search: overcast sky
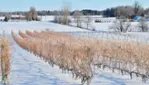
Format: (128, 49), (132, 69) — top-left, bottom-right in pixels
(0, 0), (148, 11)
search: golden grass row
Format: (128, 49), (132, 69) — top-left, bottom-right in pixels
(0, 34), (11, 84)
(12, 31), (149, 84)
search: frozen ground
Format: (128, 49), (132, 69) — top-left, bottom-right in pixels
(0, 21), (148, 85)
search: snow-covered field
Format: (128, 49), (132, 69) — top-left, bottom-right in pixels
(40, 16), (55, 22)
(64, 31), (149, 43)
(0, 20), (149, 85)
(40, 15), (149, 33)
(0, 21), (89, 34)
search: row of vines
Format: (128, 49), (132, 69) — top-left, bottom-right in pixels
(12, 31), (149, 85)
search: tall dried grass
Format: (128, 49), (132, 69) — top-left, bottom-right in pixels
(0, 33), (11, 84)
(12, 30), (149, 84)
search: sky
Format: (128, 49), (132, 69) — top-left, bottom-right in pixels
(0, 0), (148, 12)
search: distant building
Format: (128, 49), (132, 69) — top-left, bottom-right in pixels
(10, 15), (26, 21)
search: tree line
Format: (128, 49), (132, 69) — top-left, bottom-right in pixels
(1, 1), (149, 18)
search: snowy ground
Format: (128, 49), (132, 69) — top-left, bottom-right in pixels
(0, 21), (89, 34)
(40, 16), (55, 22)
(45, 15), (149, 32)
(70, 21), (149, 32)
(0, 21), (148, 85)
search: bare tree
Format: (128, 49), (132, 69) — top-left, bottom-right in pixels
(73, 10), (82, 27)
(109, 19), (131, 33)
(25, 12), (32, 21)
(115, 6), (126, 18)
(134, 1), (140, 15)
(84, 15), (92, 29)
(125, 6), (134, 16)
(133, 1), (144, 16)
(145, 8), (149, 18)
(138, 18), (149, 32)
(115, 2), (144, 18)
(30, 7), (38, 20)
(114, 1), (144, 18)
(61, 3), (71, 25)
(26, 7), (39, 21)
(54, 11), (61, 23)
(115, 6), (134, 18)
(54, 15), (58, 23)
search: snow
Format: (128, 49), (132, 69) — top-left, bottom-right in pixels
(92, 21), (149, 32)
(40, 16), (55, 21)
(74, 21), (149, 32)
(0, 21), (89, 34)
(11, 15), (25, 18)
(39, 15), (104, 22)
(0, 21), (148, 85)
(93, 23), (113, 31)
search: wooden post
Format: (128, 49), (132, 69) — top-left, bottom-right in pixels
(86, 47), (93, 85)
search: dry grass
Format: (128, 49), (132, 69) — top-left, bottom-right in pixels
(12, 31), (149, 84)
(0, 33), (11, 84)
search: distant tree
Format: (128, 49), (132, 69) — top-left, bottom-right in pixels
(30, 7), (38, 20)
(26, 7), (39, 21)
(125, 6), (134, 16)
(145, 8), (149, 18)
(101, 1), (145, 18)
(84, 15), (92, 29)
(115, 6), (126, 18)
(25, 12), (32, 21)
(103, 8), (115, 17)
(4, 16), (9, 22)
(61, 3), (71, 25)
(54, 11), (61, 23)
(54, 15), (59, 23)
(133, 1), (144, 16)
(109, 19), (131, 33)
(138, 18), (149, 32)
(81, 9), (102, 15)
(134, 1), (140, 15)
(73, 10), (82, 27)
(115, 6), (134, 18)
